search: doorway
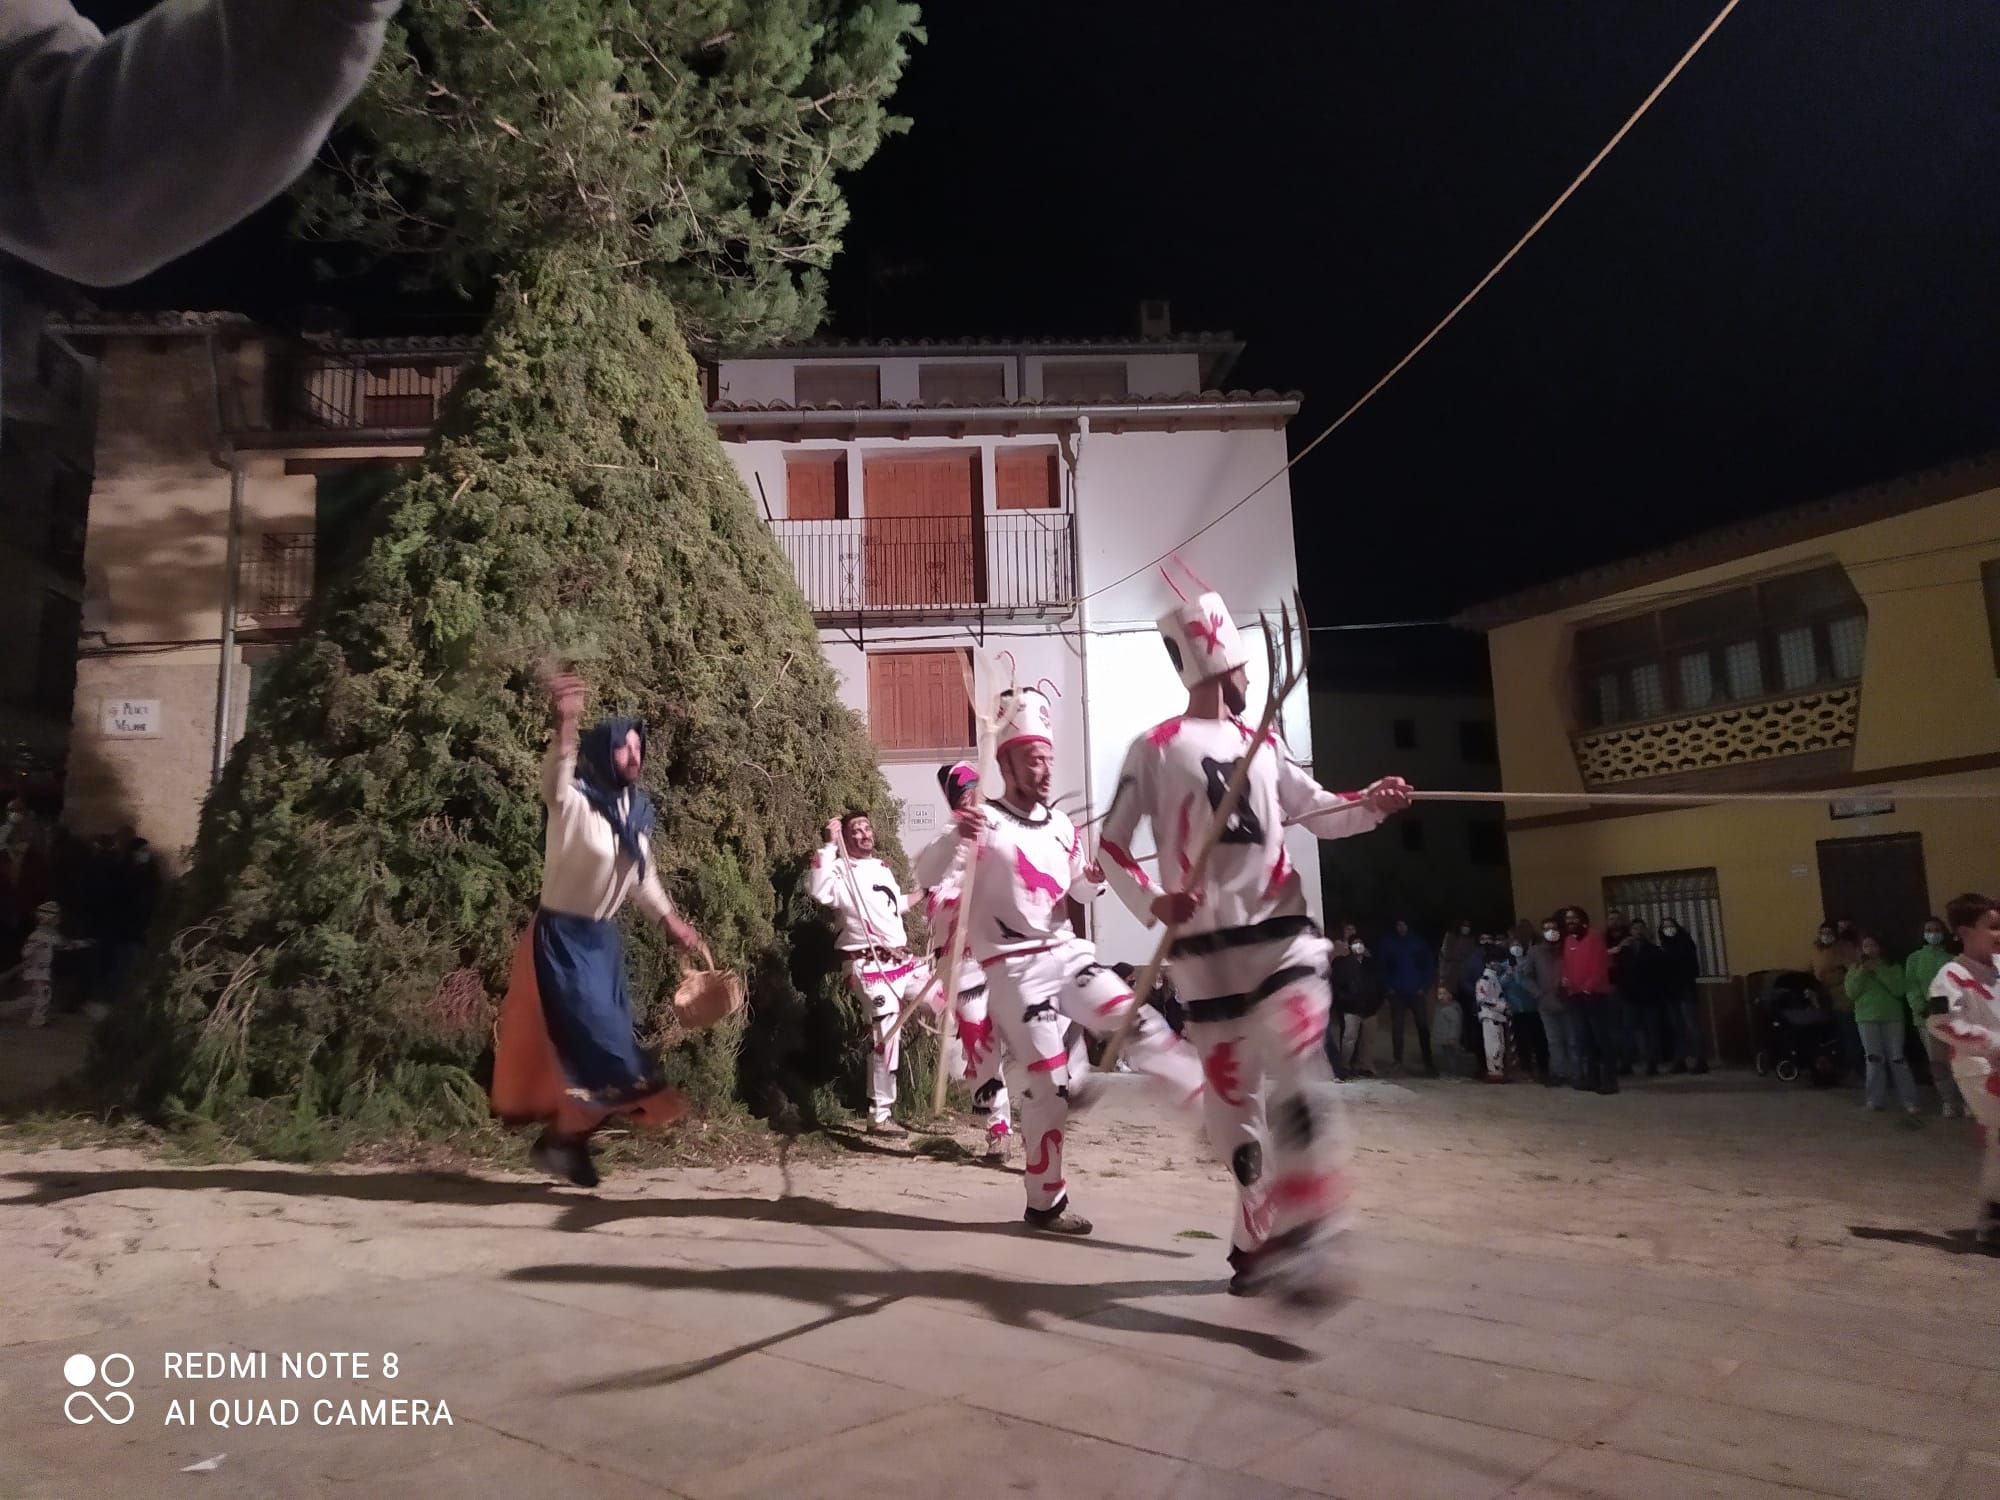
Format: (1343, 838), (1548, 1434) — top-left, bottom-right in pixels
(860, 452), (983, 608)
(1816, 832), (1930, 956)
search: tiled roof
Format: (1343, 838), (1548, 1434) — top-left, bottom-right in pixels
(707, 388), (1299, 414)
(1458, 449), (2000, 628)
(48, 309), (258, 334)
(304, 333), (482, 354)
(723, 333), (1241, 357)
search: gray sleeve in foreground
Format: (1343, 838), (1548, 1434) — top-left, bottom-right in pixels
(0, 0), (399, 286)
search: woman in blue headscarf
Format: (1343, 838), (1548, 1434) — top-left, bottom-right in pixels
(491, 672), (710, 1187)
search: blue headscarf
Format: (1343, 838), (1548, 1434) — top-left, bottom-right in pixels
(575, 715), (656, 874)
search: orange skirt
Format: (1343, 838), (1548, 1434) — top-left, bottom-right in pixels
(490, 923), (686, 1137)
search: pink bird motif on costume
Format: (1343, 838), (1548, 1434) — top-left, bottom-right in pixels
(1014, 847), (1066, 904)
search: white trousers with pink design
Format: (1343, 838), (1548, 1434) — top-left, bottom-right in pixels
(984, 937), (1204, 1213)
(1174, 920), (1353, 1258)
(847, 954), (934, 1124)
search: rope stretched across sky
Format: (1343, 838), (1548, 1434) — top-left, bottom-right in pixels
(1076, 0), (1746, 608)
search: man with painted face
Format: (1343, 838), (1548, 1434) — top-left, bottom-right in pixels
(953, 686), (1206, 1235)
(1098, 587), (1412, 1303)
(491, 673), (711, 1188)
(809, 807), (932, 1134)
(914, 762), (1017, 1158)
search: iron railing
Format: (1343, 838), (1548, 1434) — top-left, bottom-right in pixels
(286, 354), (470, 432)
(240, 533), (316, 619)
(769, 513), (1075, 616)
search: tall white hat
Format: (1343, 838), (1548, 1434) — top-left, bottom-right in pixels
(980, 685), (1055, 799)
(1157, 590), (1248, 689)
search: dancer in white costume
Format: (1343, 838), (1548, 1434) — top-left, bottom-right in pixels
(808, 810), (932, 1134)
(954, 686), (1205, 1234)
(1928, 891), (2000, 1248)
(915, 762), (1018, 1159)
(1099, 587), (1411, 1299)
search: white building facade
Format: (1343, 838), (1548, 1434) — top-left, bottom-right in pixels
(709, 335), (1322, 962)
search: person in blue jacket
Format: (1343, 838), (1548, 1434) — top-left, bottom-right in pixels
(1378, 917), (1437, 1075)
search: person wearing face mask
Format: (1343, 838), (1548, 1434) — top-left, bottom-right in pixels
(1529, 920), (1571, 1085)
(1656, 916), (1707, 1075)
(1328, 929), (1383, 1080)
(1502, 932), (1549, 1083)
(1907, 915), (1964, 1118)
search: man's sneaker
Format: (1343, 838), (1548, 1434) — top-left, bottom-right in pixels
(1023, 1200), (1093, 1236)
(1942, 1102), (1966, 1120)
(984, 1124), (1012, 1161)
(867, 1117), (909, 1138)
(528, 1131), (600, 1189)
(1247, 1224), (1352, 1310)
(1226, 1244), (1269, 1297)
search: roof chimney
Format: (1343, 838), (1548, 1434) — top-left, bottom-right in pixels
(1138, 299), (1172, 339)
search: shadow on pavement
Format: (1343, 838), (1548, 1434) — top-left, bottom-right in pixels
(1849, 1224), (2000, 1257)
(0, 1167), (1192, 1258)
(506, 1261), (1314, 1387)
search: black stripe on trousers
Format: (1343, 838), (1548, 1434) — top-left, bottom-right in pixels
(1169, 913), (1320, 959)
(1185, 964), (1321, 1026)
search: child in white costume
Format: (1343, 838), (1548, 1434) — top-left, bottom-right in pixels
(914, 761), (1017, 1158)
(953, 686), (1205, 1235)
(808, 810), (932, 1132)
(1098, 588), (1411, 1300)
(1927, 891), (2000, 1248)
(1, 901), (90, 1028)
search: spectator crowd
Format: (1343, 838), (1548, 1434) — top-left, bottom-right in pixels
(1316, 903), (1963, 1115)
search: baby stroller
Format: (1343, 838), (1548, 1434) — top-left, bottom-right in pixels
(1750, 970), (1843, 1085)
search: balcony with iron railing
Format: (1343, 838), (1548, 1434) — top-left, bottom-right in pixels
(769, 513), (1076, 622)
(278, 351), (475, 436)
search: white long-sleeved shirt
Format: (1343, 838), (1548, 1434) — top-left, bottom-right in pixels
(912, 829), (969, 953)
(806, 843), (910, 952)
(0, 0), (399, 286)
(1099, 714), (1383, 939)
(538, 743), (672, 925)
(1929, 954), (2000, 1090)
(959, 799), (1100, 963)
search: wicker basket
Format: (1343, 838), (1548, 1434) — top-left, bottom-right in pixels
(671, 968), (744, 1030)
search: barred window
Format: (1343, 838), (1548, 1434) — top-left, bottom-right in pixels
(1602, 867), (1727, 978)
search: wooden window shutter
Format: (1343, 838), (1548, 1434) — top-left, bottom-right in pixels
(785, 453), (845, 520)
(867, 650), (971, 751)
(995, 449), (1060, 510)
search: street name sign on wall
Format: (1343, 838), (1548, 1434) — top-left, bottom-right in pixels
(101, 699), (161, 738)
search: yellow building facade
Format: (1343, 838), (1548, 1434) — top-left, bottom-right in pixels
(1468, 457), (2000, 986)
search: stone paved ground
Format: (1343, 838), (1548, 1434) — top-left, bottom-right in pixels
(1, 1066), (1996, 1500)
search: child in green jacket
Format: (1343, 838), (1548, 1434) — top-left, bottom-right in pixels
(1845, 934), (1921, 1118)
(1906, 916), (1963, 1118)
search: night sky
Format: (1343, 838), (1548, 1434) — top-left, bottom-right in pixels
(77, 0), (2000, 628)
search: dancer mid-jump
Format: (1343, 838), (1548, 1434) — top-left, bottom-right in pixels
(1099, 585), (1410, 1299)
(956, 686), (1205, 1235)
(492, 673), (711, 1188)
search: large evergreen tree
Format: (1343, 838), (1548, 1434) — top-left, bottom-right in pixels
(119, 1), (925, 1150)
